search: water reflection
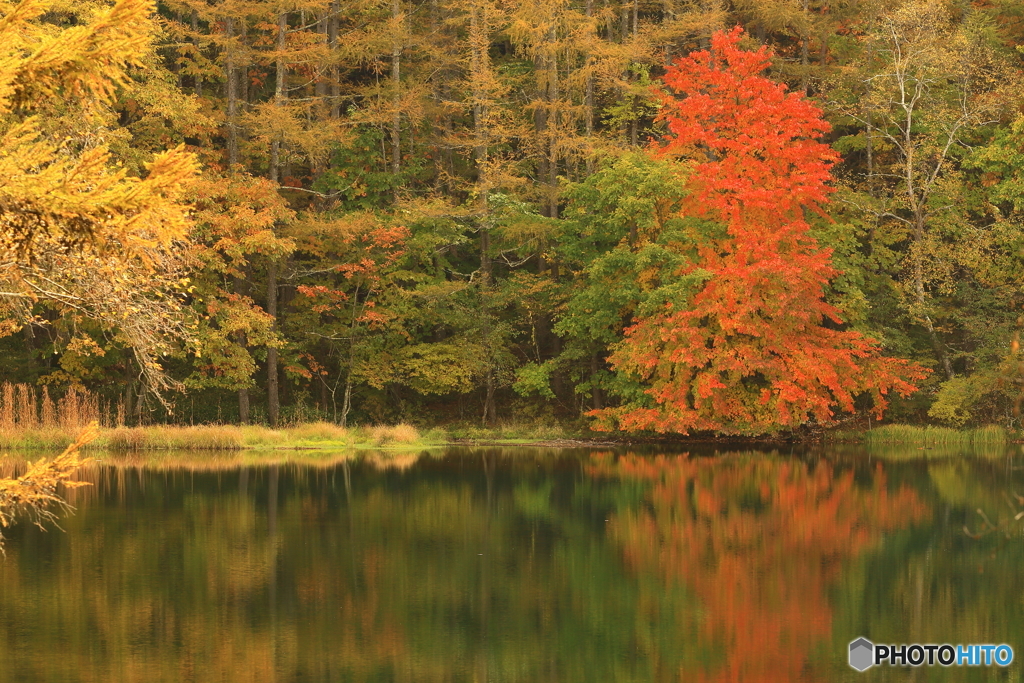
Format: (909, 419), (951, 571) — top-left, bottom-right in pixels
(0, 447), (1019, 682)
(588, 453), (928, 682)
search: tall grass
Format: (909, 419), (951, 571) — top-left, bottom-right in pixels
(443, 421), (572, 442)
(363, 423), (420, 446)
(863, 424), (1008, 446)
(105, 425), (246, 450)
(826, 424), (1012, 460)
(283, 422), (350, 443)
(0, 383), (102, 449)
(0, 391), (574, 452)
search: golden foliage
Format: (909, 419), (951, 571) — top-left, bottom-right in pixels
(0, 421), (96, 551)
(0, 0), (201, 394)
(0, 0), (198, 262)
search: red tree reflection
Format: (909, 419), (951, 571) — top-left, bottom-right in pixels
(589, 453), (929, 682)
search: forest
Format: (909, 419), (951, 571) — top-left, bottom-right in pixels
(1, 0), (1024, 435)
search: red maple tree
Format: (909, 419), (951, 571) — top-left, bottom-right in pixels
(597, 27), (926, 434)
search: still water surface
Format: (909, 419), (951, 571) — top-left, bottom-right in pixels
(0, 446), (1022, 682)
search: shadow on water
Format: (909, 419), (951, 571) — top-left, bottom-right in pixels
(0, 444), (1020, 682)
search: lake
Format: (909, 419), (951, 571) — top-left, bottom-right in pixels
(0, 445), (1021, 682)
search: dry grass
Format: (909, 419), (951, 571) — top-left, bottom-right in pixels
(99, 422), (414, 451)
(364, 423), (420, 446)
(105, 425), (246, 451)
(0, 383), (103, 450)
(0, 387), (426, 451)
(240, 426), (289, 447)
(285, 422), (350, 442)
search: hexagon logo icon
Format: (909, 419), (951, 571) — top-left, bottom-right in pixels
(849, 638), (874, 671)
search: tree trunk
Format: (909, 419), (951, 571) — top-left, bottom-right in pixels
(264, 12), (287, 426)
(240, 18), (250, 106)
(123, 366), (134, 426)
(391, 0), (402, 191)
(238, 386), (250, 424)
(590, 351), (602, 410)
(912, 217), (955, 381)
(627, 0), (639, 146)
(584, 0), (594, 175)
(234, 275), (251, 424)
(225, 16), (239, 167)
(547, 28), (559, 219)
(328, 0), (340, 118)
(175, 11), (184, 89)
(270, 11), (287, 182)
(266, 260), (280, 427)
(483, 370), (496, 427)
(315, 15), (328, 123)
(340, 362), (353, 428)
(470, 0), (496, 426)
(191, 10), (202, 97)
(800, 0), (810, 93)
(534, 51), (549, 212)
(227, 18), (247, 422)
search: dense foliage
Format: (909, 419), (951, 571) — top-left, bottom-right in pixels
(1, 0), (1022, 433)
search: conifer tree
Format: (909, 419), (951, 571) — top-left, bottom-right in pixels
(0, 0), (199, 394)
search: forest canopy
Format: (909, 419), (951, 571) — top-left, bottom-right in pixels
(0, 0), (1022, 434)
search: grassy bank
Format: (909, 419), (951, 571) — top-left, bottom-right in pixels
(0, 422), (437, 452)
(1, 378), (1015, 457)
(0, 420), (592, 452)
(0, 382), (593, 452)
(826, 424), (1012, 460)
(829, 424), (1010, 446)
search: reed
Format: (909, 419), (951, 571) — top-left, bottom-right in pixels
(105, 425), (246, 451)
(0, 383), (103, 449)
(445, 421), (570, 442)
(822, 423), (1014, 460)
(284, 421), (350, 443)
(0, 398), (555, 451)
(862, 424), (1009, 446)
(102, 423), (406, 451)
(364, 423), (420, 446)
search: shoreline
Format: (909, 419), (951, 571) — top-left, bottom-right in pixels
(0, 421), (1013, 455)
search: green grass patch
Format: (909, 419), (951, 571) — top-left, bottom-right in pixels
(0, 419), (604, 453)
(442, 421), (576, 442)
(0, 422), (449, 452)
(0, 427), (76, 451)
(863, 424), (1009, 446)
(826, 424), (1012, 460)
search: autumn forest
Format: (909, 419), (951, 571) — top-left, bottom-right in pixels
(2, 0), (1024, 435)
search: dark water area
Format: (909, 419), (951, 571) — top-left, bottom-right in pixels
(0, 446), (1022, 682)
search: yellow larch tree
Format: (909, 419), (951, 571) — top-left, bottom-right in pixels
(0, 0), (200, 394)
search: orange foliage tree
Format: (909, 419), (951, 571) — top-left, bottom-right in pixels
(290, 217), (411, 426)
(596, 28), (926, 435)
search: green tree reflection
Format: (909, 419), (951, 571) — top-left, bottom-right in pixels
(7, 448), (1016, 683)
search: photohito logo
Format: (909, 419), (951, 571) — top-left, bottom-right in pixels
(848, 638), (1014, 671)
